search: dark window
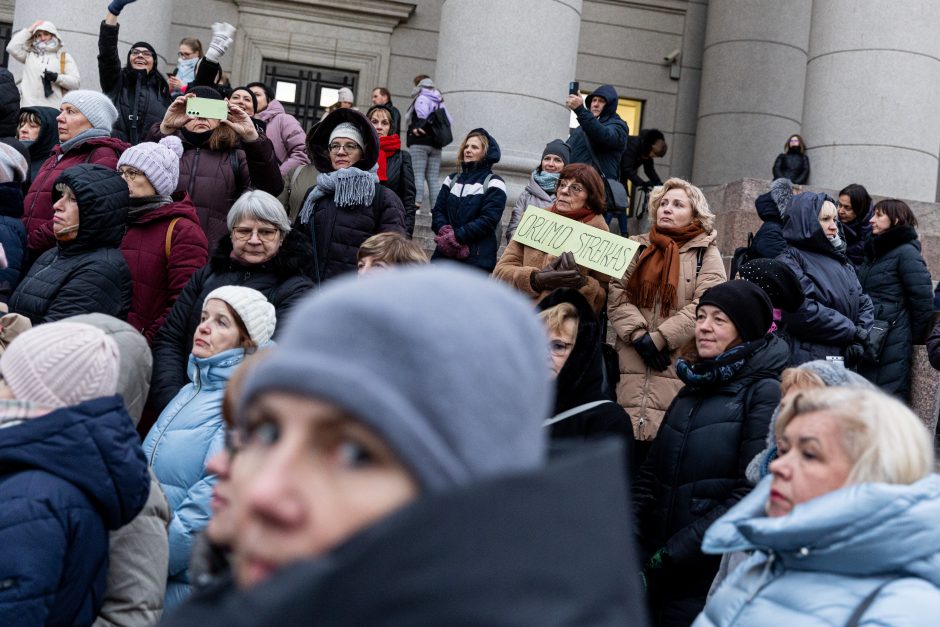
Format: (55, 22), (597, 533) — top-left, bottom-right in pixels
(259, 60), (358, 131)
(0, 23), (12, 68)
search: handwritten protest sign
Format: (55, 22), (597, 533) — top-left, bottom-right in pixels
(511, 206), (641, 279)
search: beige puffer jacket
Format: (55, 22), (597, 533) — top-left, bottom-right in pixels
(607, 229), (726, 440)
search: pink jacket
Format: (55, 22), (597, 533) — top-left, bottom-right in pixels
(257, 99), (310, 176)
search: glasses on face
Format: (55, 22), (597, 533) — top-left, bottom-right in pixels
(549, 339), (574, 357)
(232, 226), (280, 242)
(117, 167), (142, 181)
(178, 50), (197, 59)
(557, 181), (585, 194)
(129, 48), (153, 58)
(329, 142), (362, 154)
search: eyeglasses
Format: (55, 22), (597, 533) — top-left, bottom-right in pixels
(549, 340), (574, 357)
(129, 48), (154, 58)
(178, 51), (198, 59)
(232, 226), (280, 242)
(117, 167), (142, 181)
(557, 181), (585, 194)
(329, 142), (362, 154)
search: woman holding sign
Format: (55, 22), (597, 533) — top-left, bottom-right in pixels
(607, 178), (725, 457)
(493, 163), (611, 313)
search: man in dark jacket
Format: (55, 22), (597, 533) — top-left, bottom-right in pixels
(620, 129), (666, 195)
(566, 84), (629, 181)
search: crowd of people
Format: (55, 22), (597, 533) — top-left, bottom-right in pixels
(0, 5), (939, 626)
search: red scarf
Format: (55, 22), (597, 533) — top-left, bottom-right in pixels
(548, 202), (597, 224)
(377, 134), (401, 182)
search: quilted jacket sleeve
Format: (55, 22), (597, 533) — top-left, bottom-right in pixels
(43, 258), (130, 322)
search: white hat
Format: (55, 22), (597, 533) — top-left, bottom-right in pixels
(203, 286), (276, 346)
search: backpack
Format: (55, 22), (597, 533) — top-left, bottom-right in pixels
(425, 107), (453, 149)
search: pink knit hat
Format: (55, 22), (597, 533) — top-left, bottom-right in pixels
(0, 321), (120, 409)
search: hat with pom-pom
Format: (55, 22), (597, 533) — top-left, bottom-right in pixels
(117, 136), (184, 196)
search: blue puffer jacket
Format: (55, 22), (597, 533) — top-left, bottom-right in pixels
(695, 475), (940, 626)
(566, 84), (629, 179)
(0, 396), (150, 626)
(0, 182), (26, 302)
(142, 347), (245, 609)
(431, 128), (507, 271)
(776, 192), (873, 364)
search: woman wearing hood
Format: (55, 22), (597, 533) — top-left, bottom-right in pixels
(771, 134), (809, 184)
(6, 20), (80, 108)
(246, 81), (311, 177)
(297, 108), (406, 283)
(505, 139), (569, 242)
(367, 103), (417, 236)
(11, 164), (132, 324)
(16, 106), (60, 184)
(775, 192), (873, 366)
(406, 75), (451, 209)
(431, 128), (507, 272)
(99, 0), (172, 144)
(836, 183), (873, 266)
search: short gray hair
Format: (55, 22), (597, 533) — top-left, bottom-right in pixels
(227, 190), (291, 234)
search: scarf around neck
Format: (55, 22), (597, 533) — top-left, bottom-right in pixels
(377, 134), (400, 182)
(533, 169), (559, 194)
(548, 202), (596, 224)
(675, 338), (764, 390)
(298, 164), (379, 225)
(128, 194), (174, 222)
(627, 222), (706, 316)
(59, 128), (111, 156)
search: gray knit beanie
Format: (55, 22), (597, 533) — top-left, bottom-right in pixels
(61, 90), (119, 133)
(241, 264), (553, 493)
(117, 136), (184, 196)
(542, 139), (571, 166)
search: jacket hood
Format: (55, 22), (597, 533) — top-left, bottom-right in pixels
(466, 127), (501, 166)
(419, 87), (443, 105)
(306, 108), (380, 173)
(186, 347), (246, 390)
(257, 98), (286, 123)
(157, 440), (648, 626)
(211, 227), (315, 280)
(0, 395), (149, 530)
(586, 84), (620, 119)
(53, 164), (129, 253)
(0, 69), (18, 137)
(30, 20), (61, 39)
(703, 474), (940, 585)
(782, 191), (841, 253)
(21, 106), (60, 163)
(0, 182), (23, 219)
(537, 289), (607, 413)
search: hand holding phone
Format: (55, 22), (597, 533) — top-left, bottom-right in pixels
(568, 81), (579, 95)
(186, 97), (230, 120)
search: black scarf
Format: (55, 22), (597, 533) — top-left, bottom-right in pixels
(865, 224), (918, 260)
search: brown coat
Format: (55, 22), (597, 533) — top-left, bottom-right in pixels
(607, 229), (726, 440)
(492, 213), (610, 313)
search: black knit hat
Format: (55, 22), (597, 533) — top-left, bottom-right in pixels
(698, 280), (773, 342)
(127, 42), (158, 71)
(189, 86), (224, 100)
(739, 258), (805, 313)
(542, 139), (570, 166)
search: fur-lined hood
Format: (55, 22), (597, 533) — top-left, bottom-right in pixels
(210, 227), (315, 280)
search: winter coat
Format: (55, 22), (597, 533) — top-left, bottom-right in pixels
(22, 134), (128, 256)
(634, 335), (788, 626)
(607, 229), (727, 441)
(6, 24), (80, 108)
(505, 170), (555, 243)
(431, 128), (507, 271)
(121, 194), (209, 343)
(771, 151), (809, 184)
(158, 441), (650, 627)
(279, 163), (319, 223)
(493, 212), (610, 313)
(749, 191), (788, 260)
(382, 146), (417, 236)
(0, 396), (150, 627)
(0, 182), (27, 302)
(776, 193), (873, 365)
(567, 84), (629, 179)
(144, 348), (244, 609)
(0, 68), (19, 136)
(148, 126), (285, 251)
(619, 134), (663, 189)
(19, 106), (60, 183)
(98, 21), (172, 145)
(841, 209), (873, 267)
(695, 475), (940, 627)
(856, 226), (933, 400)
(256, 99), (310, 176)
(150, 230), (314, 413)
(10, 164), (132, 325)
(405, 87), (449, 148)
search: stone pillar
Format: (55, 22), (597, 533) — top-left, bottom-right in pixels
(433, 0), (582, 182)
(801, 1), (940, 201)
(692, 0), (812, 188)
(12, 0), (176, 94)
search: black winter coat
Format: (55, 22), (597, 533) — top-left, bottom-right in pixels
(0, 68), (19, 137)
(9, 164), (131, 325)
(634, 335), (787, 627)
(98, 21), (172, 145)
(382, 148), (417, 236)
(856, 226), (933, 401)
(567, 84), (629, 179)
(0, 182), (27, 302)
(750, 191), (788, 260)
(19, 106), (60, 184)
(772, 151), (809, 184)
(149, 230), (315, 412)
(619, 134), (662, 189)
(841, 209), (872, 267)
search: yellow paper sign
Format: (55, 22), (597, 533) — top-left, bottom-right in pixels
(511, 206), (640, 279)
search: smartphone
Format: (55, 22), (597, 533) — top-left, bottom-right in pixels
(568, 81), (579, 95)
(186, 97), (229, 120)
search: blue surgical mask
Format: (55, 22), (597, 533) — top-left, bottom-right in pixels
(175, 57), (199, 84)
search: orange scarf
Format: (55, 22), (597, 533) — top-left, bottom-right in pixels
(626, 222), (705, 316)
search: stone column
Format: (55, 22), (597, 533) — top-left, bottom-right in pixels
(12, 0), (176, 94)
(433, 0), (582, 182)
(692, 0), (812, 188)
(801, 1), (940, 200)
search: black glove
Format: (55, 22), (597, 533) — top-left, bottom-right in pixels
(41, 71), (56, 98)
(634, 333), (670, 372)
(844, 343), (865, 368)
(853, 326), (869, 344)
(42, 70), (58, 83)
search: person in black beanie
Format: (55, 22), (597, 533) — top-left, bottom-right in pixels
(505, 138), (570, 242)
(633, 279), (788, 627)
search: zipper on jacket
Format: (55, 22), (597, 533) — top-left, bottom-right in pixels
(664, 398), (702, 526)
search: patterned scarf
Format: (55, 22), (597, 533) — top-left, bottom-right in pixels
(533, 170), (559, 194)
(626, 222), (705, 316)
(377, 134), (400, 182)
(298, 164), (379, 225)
(675, 339), (764, 390)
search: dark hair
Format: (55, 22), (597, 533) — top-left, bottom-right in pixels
(559, 163), (606, 215)
(413, 74), (430, 86)
(245, 81), (275, 102)
(18, 110), (40, 128)
(366, 104), (393, 124)
(784, 134), (806, 154)
(872, 198), (918, 229)
(640, 128), (665, 148)
(837, 183), (872, 221)
(372, 87), (391, 99)
(230, 86), (258, 115)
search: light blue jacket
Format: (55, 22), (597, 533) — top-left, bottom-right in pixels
(142, 347), (245, 609)
(695, 474), (940, 626)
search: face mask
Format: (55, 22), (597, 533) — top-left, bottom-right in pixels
(175, 57), (198, 84)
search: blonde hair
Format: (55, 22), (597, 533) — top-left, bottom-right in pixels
(818, 200), (837, 220)
(779, 367), (825, 396)
(776, 387), (934, 485)
(648, 177), (715, 232)
(539, 302), (579, 336)
(458, 131), (489, 169)
(357, 232), (429, 266)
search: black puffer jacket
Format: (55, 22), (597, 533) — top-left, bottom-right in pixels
(856, 226), (933, 401)
(98, 21), (172, 145)
(10, 164), (131, 324)
(771, 150), (809, 184)
(383, 148), (417, 236)
(0, 68), (18, 137)
(0, 182), (27, 302)
(19, 106), (60, 183)
(149, 230), (315, 412)
(840, 208), (873, 267)
(634, 335), (787, 627)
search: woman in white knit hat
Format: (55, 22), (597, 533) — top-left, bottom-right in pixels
(142, 285), (275, 609)
(118, 135), (209, 343)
